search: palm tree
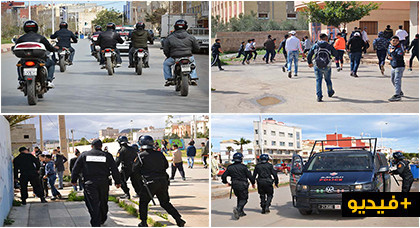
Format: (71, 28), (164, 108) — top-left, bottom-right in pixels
(4, 115), (34, 129)
(233, 137), (251, 154)
(226, 146), (234, 161)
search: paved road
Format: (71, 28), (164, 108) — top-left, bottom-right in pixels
(211, 179), (419, 227)
(1, 39), (209, 113)
(211, 61), (418, 113)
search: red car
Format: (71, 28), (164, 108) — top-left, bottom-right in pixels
(273, 163), (291, 172)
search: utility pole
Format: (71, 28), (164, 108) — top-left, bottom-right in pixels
(193, 115), (197, 142)
(28, 1), (31, 20)
(51, 1), (55, 33)
(71, 129), (75, 153)
(58, 115), (69, 176)
(39, 115), (44, 151)
(259, 115), (264, 161)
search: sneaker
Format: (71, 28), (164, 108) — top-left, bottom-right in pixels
(22, 199), (27, 205)
(128, 65), (135, 68)
(164, 80), (174, 87)
(176, 218), (186, 227)
(144, 63), (150, 68)
(17, 83), (24, 90)
(51, 197), (57, 200)
(182, 177), (186, 181)
(350, 72), (354, 77)
(68, 61), (73, 66)
(282, 66), (286, 72)
(337, 67), (341, 72)
(47, 82), (55, 88)
(233, 208), (240, 220)
(261, 208), (266, 214)
(380, 65), (385, 75)
(138, 221), (148, 227)
(170, 178), (175, 180)
(41, 197), (47, 203)
(294, 73), (298, 77)
(219, 68), (225, 71)
(101, 65), (106, 69)
(288, 71), (292, 78)
(328, 90), (335, 98)
(116, 63), (121, 68)
(317, 97), (323, 102)
(388, 95), (401, 102)
(190, 80), (198, 86)
(354, 73), (359, 77)
(408, 68), (413, 71)
(400, 91), (404, 96)
(265, 207), (270, 214)
(239, 211), (247, 217)
(246, 60), (250, 64)
(242, 62), (245, 65)
(120, 194), (131, 199)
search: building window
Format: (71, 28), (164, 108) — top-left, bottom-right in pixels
(279, 141), (285, 146)
(256, 140), (259, 145)
(359, 21), (378, 35)
(289, 142), (294, 147)
(287, 13), (297, 19)
(271, 141), (276, 146)
(264, 140), (267, 145)
(263, 130), (266, 135)
(296, 132), (300, 140)
(288, 133), (293, 138)
(258, 13), (268, 19)
(248, 149), (253, 155)
(255, 129), (258, 134)
(279, 132), (285, 137)
(271, 131), (276, 136)
(24, 135), (29, 139)
(297, 141), (301, 149)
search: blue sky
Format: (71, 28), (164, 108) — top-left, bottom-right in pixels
(28, 1), (126, 11)
(211, 115), (419, 153)
(21, 115), (194, 140)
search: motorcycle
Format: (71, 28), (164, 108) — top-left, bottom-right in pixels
(91, 35), (101, 62)
(173, 57), (195, 96)
(102, 48), (117, 75)
(133, 48), (148, 75)
(13, 42), (50, 105)
(57, 46), (70, 72)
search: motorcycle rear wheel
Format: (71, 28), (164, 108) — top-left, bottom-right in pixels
(27, 80), (38, 105)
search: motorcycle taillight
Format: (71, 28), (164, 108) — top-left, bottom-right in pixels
(181, 59), (190, 64)
(25, 61), (36, 67)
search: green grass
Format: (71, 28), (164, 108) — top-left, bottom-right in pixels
(154, 212), (169, 221)
(12, 199), (22, 206)
(108, 195), (119, 203)
(3, 217), (14, 225)
(63, 175), (71, 182)
(1, 38), (12, 44)
(67, 190), (84, 201)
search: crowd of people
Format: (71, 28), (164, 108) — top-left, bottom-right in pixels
(211, 24), (418, 102)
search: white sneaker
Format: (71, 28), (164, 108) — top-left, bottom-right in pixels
(116, 63), (121, 67)
(47, 82), (55, 88)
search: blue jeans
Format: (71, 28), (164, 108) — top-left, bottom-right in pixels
(163, 56), (198, 80)
(72, 175), (84, 191)
(264, 49), (275, 63)
(376, 50), (387, 69)
(47, 175), (60, 197)
(314, 66), (333, 98)
(391, 67), (404, 95)
(187, 156), (195, 168)
(52, 46), (75, 62)
(349, 52), (362, 73)
(287, 50), (299, 74)
(46, 58), (55, 81)
(57, 171), (64, 188)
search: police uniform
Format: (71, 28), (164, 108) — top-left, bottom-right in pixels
(391, 160), (414, 192)
(132, 147), (185, 227)
(221, 162), (255, 217)
(116, 144), (142, 197)
(253, 162), (279, 213)
(71, 140), (121, 227)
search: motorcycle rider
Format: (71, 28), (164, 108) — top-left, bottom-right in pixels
(90, 25), (102, 55)
(14, 20), (56, 88)
(163, 19), (200, 86)
(97, 22), (124, 68)
(390, 152), (414, 192)
(50, 21), (78, 65)
(128, 22), (153, 68)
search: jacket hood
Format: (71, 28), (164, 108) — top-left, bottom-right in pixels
(173, 30), (188, 39)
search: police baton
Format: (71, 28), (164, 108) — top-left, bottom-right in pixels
(136, 153), (157, 206)
(229, 184), (233, 199)
(391, 174), (400, 186)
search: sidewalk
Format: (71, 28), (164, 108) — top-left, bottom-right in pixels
(1, 43), (14, 53)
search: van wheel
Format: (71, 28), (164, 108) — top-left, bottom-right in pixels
(298, 209), (312, 215)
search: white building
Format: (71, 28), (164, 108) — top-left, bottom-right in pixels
(219, 139), (256, 165)
(253, 118), (302, 163)
(133, 127), (165, 141)
(99, 127), (119, 140)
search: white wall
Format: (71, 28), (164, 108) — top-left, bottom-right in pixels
(0, 117), (13, 226)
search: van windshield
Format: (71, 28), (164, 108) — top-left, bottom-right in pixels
(306, 152), (372, 171)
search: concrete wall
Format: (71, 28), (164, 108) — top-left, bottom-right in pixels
(215, 30), (310, 52)
(0, 117), (13, 227)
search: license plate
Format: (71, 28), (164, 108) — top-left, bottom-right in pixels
(181, 65), (191, 72)
(105, 52), (111, 57)
(95, 46), (100, 51)
(23, 68), (37, 76)
(318, 204), (341, 210)
(137, 53), (145, 58)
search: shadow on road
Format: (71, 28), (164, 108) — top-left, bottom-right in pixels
(212, 90), (248, 95)
(329, 96), (389, 104)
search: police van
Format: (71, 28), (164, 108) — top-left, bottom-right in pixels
(290, 138), (391, 215)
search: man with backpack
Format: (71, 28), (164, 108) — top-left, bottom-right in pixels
(307, 33), (338, 102)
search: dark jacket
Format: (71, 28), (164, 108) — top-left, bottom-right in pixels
(307, 40), (338, 65)
(14, 31), (56, 56)
(71, 148), (121, 184)
(186, 145), (197, 157)
(212, 42), (221, 55)
(383, 28), (394, 40)
(97, 29), (124, 49)
(253, 162), (279, 185)
(115, 145), (138, 171)
(408, 38), (419, 55)
(129, 29), (153, 49)
(264, 39), (275, 51)
(390, 160), (413, 180)
(54, 153), (67, 172)
(13, 153), (40, 179)
(347, 36), (366, 53)
(132, 149), (169, 180)
(50, 28), (78, 48)
(69, 157), (77, 173)
(277, 39), (287, 54)
(163, 30), (199, 58)
(373, 36), (389, 51)
(221, 162), (255, 185)
(388, 43), (405, 68)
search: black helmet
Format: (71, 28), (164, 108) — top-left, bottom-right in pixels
(59, 21), (68, 29)
(393, 152), (405, 161)
(95, 25), (102, 31)
(138, 135), (154, 150)
(131, 143), (139, 151)
(23, 20), (39, 33)
(135, 22), (145, 30)
(91, 139), (103, 148)
(106, 22), (116, 30)
(232, 152), (243, 162)
(117, 135), (128, 145)
(174, 19), (188, 31)
(260, 154), (269, 163)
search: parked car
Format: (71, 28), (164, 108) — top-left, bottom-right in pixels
(115, 26), (134, 54)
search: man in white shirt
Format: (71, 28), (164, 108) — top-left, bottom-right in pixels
(285, 30), (304, 78)
(395, 25), (409, 50)
(361, 27), (369, 53)
(242, 39), (254, 65)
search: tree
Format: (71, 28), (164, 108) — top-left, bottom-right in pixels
(233, 137), (251, 154)
(92, 8), (122, 29)
(145, 7), (167, 32)
(302, 1), (380, 29)
(102, 138), (115, 143)
(4, 115), (34, 129)
(226, 146), (234, 161)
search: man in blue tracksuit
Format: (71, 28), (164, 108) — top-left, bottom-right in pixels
(387, 36), (406, 102)
(373, 31), (389, 75)
(307, 33), (338, 102)
(186, 141), (196, 168)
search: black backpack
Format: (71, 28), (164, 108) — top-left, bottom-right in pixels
(314, 44), (332, 68)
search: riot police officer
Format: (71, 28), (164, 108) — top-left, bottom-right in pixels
(50, 21), (78, 65)
(221, 152), (255, 220)
(133, 135), (186, 227)
(71, 139), (122, 227)
(390, 152), (414, 192)
(116, 135), (141, 199)
(253, 154), (278, 214)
